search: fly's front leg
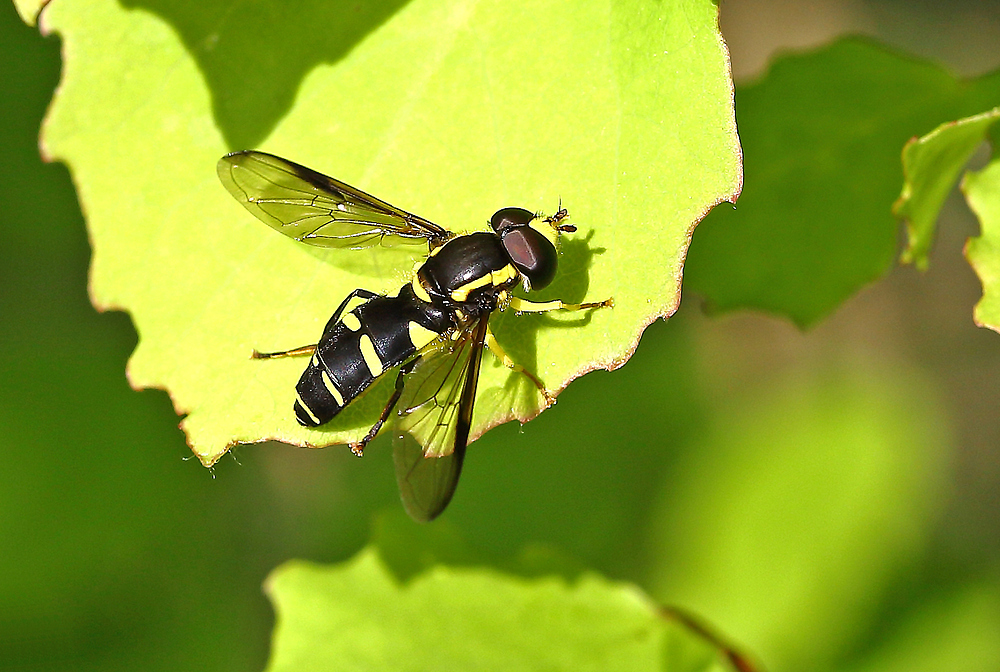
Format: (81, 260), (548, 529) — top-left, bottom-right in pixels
(349, 356), (420, 457)
(496, 294), (612, 404)
(484, 326), (555, 408)
(508, 296), (614, 314)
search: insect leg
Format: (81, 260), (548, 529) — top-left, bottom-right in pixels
(348, 356), (421, 457)
(252, 344), (316, 359)
(251, 289), (382, 359)
(484, 325), (555, 407)
(543, 204), (572, 230)
(508, 296), (614, 314)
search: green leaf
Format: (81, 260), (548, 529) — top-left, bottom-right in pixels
(645, 365), (951, 670)
(264, 549), (733, 672)
(684, 38), (1000, 327)
(41, 0), (740, 465)
(965, 156), (1000, 331)
(895, 108), (1000, 269)
(838, 583), (1000, 672)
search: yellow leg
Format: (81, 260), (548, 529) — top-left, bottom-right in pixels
(508, 296), (614, 314)
(251, 344), (316, 359)
(484, 326), (555, 407)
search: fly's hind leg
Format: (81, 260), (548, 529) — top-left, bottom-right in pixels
(252, 344), (316, 359)
(251, 288), (381, 359)
(484, 325), (556, 408)
(348, 356), (420, 457)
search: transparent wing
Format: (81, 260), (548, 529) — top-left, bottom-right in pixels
(392, 432), (466, 523)
(217, 151), (451, 249)
(392, 317), (488, 521)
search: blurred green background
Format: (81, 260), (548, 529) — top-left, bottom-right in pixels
(2, 1), (999, 671)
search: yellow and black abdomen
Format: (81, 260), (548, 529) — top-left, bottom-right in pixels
(293, 284), (451, 427)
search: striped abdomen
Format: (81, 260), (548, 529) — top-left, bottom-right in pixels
(293, 284), (451, 427)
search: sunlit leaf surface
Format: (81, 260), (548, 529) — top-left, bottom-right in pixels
(12, 0), (44, 26)
(965, 157), (1000, 332)
(264, 549), (734, 672)
(41, 0), (740, 464)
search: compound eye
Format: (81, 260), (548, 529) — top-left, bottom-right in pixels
(490, 207), (535, 235)
(501, 227), (557, 290)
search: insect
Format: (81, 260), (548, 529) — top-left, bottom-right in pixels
(218, 150), (612, 521)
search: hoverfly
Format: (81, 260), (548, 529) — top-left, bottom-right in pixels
(218, 151), (611, 521)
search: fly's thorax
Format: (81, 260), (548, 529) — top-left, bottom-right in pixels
(414, 231), (519, 306)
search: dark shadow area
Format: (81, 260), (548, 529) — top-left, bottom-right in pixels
(119, 0), (414, 149)
(533, 232), (607, 317)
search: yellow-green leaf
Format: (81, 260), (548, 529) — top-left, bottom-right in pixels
(896, 108), (1000, 269)
(965, 156), (1000, 331)
(41, 0), (740, 464)
(12, 0), (44, 26)
(265, 549), (735, 672)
